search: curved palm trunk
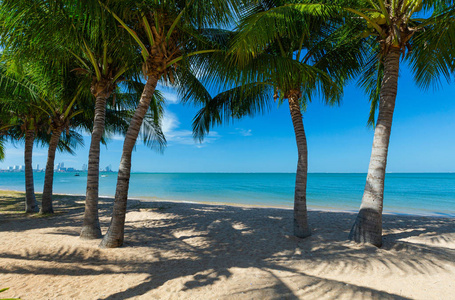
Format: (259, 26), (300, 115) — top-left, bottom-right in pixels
(40, 128), (63, 214)
(80, 92), (110, 239)
(349, 49), (401, 247)
(100, 74), (160, 248)
(24, 129), (38, 213)
(288, 93), (311, 238)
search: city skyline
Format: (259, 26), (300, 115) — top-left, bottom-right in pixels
(0, 162), (113, 172)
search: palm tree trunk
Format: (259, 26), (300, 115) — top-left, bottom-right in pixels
(24, 129), (38, 213)
(288, 92), (311, 238)
(40, 128), (63, 214)
(348, 49), (401, 247)
(100, 74), (160, 248)
(80, 91), (110, 239)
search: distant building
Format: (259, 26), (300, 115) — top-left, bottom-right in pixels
(82, 164), (87, 171)
(36, 164), (39, 171)
(14, 165), (19, 170)
(55, 162), (66, 171)
(105, 164), (112, 172)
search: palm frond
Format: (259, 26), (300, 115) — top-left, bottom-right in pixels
(193, 82), (274, 141)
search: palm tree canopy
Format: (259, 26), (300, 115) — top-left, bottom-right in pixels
(98, 0), (247, 85)
(102, 81), (167, 151)
(94, 0), (250, 145)
(189, 0), (367, 139)
(288, 0), (455, 124)
(0, 0), (139, 85)
(0, 60), (51, 144)
(0, 0), (168, 152)
(0, 56), (89, 153)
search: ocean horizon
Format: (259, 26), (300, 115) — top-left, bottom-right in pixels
(1, 172), (454, 217)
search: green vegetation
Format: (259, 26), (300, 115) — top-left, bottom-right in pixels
(0, 191), (26, 214)
(0, 190), (80, 218)
(0, 0), (453, 249)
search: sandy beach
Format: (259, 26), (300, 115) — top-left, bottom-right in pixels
(1, 191), (455, 300)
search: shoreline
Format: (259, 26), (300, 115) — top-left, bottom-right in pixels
(1, 188), (454, 219)
(1, 172), (453, 218)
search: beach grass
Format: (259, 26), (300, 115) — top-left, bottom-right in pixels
(0, 191), (25, 214)
(0, 191), (85, 218)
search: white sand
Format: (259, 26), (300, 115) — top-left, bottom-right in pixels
(1, 195), (454, 299)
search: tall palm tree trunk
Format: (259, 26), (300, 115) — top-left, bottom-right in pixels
(24, 129), (38, 213)
(288, 92), (311, 238)
(100, 74), (160, 248)
(41, 128), (63, 214)
(349, 49), (401, 247)
(80, 92), (110, 239)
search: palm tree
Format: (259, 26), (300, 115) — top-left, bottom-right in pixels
(38, 68), (86, 214)
(40, 111), (84, 214)
(322, 0), (454, 247)
(0, 59), (88, 214)
(60, 3), (140, 239)
(0, 108), (43, 213)
(1, 0), (166, 222)
(191, 1), (363, 238)
(0, 63), (44, 213)
(99, 0), (244, 248)
(288, 0), (454, 246)
(0, 0), (139, 236)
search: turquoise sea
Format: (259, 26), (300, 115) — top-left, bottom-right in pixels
(0, 172), (454, 217)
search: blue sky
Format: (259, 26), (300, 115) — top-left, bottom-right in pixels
(1, 65), (454, 173)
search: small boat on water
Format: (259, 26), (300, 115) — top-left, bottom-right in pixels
(75, 173), (80, 176)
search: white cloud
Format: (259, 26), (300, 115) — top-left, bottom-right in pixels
(110, 134), (125, 141)
(161, 91), (179, 104)
(162, 110), (220, 147)
(79, 109), (220, 148)
(156, 84), (180, 104)
(235, 128), (253, 137)
(161, 110), (180, 135)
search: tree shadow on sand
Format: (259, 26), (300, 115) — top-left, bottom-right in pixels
(0, 192), (113, 233)
(1, 199), (454, 299)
